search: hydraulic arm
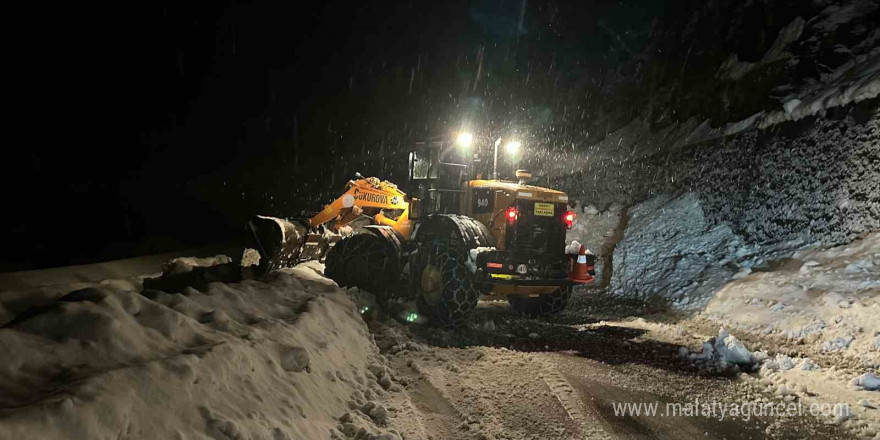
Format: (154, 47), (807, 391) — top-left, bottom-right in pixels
(246, 175), (414, 274)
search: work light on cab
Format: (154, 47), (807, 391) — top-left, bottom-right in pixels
(456, 132), (474, 150)
(564, 210), (575, 229)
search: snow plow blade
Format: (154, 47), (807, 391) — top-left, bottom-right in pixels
(246, 215), (341, 275)
(246, 215), (309, 275)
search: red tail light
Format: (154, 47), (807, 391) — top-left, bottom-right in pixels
(506, 206), (518, 224)
(564, 210), (575, 229)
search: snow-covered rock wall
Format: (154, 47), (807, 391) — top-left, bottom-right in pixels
(609, 193), (751, 309)
(605, 102), (878, 309)
(693, 103), (880, 247)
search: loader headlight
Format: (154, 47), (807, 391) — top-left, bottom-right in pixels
(504, 141), (521, 156)
(457, 132), (474, 150)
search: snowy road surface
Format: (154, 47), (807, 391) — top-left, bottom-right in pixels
(373, 300), (856, 440)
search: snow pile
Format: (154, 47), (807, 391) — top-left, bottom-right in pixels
(142, 258), (243, 294)
(702, 232), (880, 365)
(751, 350), (880, 431)
(761, 353), (820, 372)
(565, 240), (583, 255)
(696, 232), (880, 432)
(162, 254), (232, 273)
(0, 250), (237, 327)
(682, 329), (828, 376)
(564, 239), (595, 256)
(853, 373), (880, 391)
(762, 353), (797, 371)
(0, 259), (403, 440)
(466, 247), (496, 273)
(822, 335), (855, 352)
(680, 327), (758, 372)
(713, 329), (753, 365)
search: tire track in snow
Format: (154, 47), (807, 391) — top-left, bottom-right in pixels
(540, 362), (613, 440)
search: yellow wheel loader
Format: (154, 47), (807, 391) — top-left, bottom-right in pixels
(246, 139), (595, 325)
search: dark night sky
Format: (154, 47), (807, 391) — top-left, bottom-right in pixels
(4, 0), (673, 270)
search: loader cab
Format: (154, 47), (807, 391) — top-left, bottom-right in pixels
(408, 140), (471, 217)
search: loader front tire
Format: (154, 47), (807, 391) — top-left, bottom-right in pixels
(324, 232), (399, 298)
(508, 285), (572, 317)
(414, 241), (478, 327)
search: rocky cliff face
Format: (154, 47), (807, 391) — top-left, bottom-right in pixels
(603, 100), (878, 309)
(609, 193), (745, 309)
(560, 0), (879, 309)
(693, 102), (880, 248)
